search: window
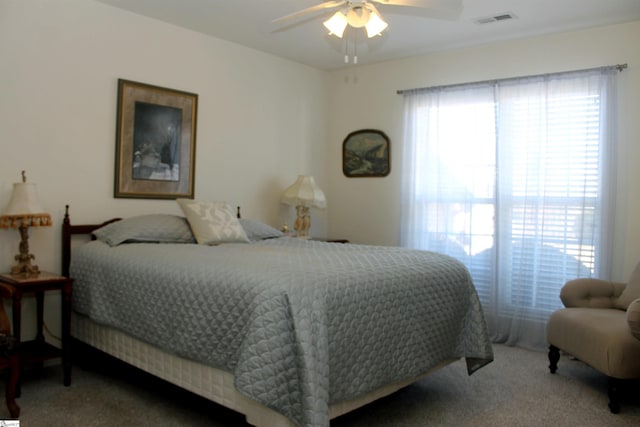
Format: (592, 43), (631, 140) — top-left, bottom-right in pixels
(400, 67), (618, 349)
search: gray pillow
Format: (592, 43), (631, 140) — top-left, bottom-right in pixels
(94, 214), (195, 246)
(239, 218), (284, 241)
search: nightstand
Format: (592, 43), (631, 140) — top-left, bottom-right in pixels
(0, 272), (73, 387)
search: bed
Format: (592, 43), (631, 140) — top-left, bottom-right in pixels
(61, 202), (493, 427)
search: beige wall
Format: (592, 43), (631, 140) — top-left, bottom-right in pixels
(0, 0), (328, 338)
(2, 1), (639, 338)
(326, 20), (640, 283)
(0, 0), (329, 269)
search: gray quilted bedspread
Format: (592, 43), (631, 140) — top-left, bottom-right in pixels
(71, 238), (493, 427)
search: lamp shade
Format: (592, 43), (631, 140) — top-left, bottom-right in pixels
(281, 176), (326, 209)
(323, 11), (348, 38)
(365, 11), (388, 37)
(0, 174), (51, 229)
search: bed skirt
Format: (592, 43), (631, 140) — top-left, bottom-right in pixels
(71, 312), (457, 426)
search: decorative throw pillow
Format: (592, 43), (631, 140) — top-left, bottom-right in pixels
(239, 218), (284, 241)
(616, 261), (640, 310)
(94, 214), (195, 246)
(627, 299), (640, 340)
(177, 199), (249, 245)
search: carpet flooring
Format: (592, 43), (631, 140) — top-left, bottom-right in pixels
(2, 344), (639, 426)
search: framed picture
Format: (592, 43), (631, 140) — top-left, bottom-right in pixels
(342, 129), (390, 177)
(114, 79), (198, 199)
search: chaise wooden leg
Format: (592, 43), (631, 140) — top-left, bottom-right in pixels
(548, 346), (622, 414)
(608, 377), (620, 414)
(548, 345), (560, 374)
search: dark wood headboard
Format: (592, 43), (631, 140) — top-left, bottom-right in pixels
(61, 205), (121, 277)
(61, 204), (243, 277)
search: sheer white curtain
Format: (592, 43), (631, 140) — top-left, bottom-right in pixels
(400, 67), (619, 350)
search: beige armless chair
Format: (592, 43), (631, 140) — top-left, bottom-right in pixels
(547, 262), (640, 413)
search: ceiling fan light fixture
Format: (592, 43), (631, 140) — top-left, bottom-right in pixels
(323, 11), (348, 38)
(365, 10), (388, 37)
(346, 6), (370, 28)
(275, 0), (464, 64)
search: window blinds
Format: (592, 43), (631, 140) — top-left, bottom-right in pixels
(400, 66), (620, 349)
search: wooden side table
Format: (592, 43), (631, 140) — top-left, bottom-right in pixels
(0, 271), (73, 387)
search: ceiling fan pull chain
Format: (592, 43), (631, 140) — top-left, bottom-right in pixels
(344, 33), (349, 63)
(353, 30), (358, 64)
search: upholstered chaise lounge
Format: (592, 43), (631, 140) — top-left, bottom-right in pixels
(546, 263), (640, 413)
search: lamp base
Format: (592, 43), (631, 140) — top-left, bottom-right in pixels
(10, 224), (41, 278)
(11, 260), (40, 278)
(293, 205), (311, 238)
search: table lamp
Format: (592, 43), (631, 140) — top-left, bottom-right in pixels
(0, 171), (52, 277)
(281, 175), (326, 238)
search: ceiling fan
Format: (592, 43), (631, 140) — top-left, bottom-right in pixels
(273, 0), (464, 39)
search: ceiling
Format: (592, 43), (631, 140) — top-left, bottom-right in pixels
(96, 0), (640, 70)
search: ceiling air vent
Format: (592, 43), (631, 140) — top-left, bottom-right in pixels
(474, 12), (517, 25)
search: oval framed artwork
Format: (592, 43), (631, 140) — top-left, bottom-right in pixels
(342, 129), (390, 177)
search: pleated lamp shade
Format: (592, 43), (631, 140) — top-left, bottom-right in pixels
(281, 175), (326, 208)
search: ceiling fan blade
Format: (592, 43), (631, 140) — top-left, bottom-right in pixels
(272, 1), (347, 25)
(372, 0), (461, 8)
(371, 0), (463, 19)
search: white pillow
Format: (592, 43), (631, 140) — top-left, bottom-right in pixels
(176, 199), (249, 245)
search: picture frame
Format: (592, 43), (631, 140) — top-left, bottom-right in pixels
(114, 79), (198, 199)
(342, 129), (390, 177)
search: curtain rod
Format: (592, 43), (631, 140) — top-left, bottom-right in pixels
(396, 63), (628, 95)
